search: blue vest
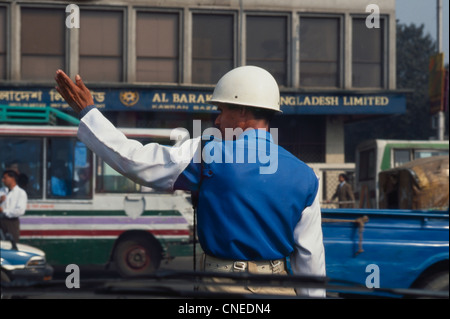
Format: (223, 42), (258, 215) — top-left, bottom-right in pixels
(174, 129), (318, 261)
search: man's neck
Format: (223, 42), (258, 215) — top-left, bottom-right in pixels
(242, 119), (269, 131)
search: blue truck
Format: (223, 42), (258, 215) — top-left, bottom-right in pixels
(322, 155), (449, 296)
(321, 208), (448, 296)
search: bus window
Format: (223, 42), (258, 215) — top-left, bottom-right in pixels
(393, 149), (411, 167)
(414, 149), (449, 160)
(95, 137), (168, 194)
(358, 149), (375, 181)
(0, 137), (43, 199)
(47, 138), (93, 199)
(96, 158), (156, 193)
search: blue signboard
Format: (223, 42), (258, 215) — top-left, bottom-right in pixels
(0, 86), (406, 115)
(280, 93), (406, 114)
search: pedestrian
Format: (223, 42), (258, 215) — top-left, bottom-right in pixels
(55, 66), (326, 297)
(331, 173), (355, 208)
(0, 170), (28, 242)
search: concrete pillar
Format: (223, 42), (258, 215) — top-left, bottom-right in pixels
(10, 2), (20, 81)
(291, 12), (300, 87)
(68, 20), (79, 78)
(325, 115), (345, 163)
(344, 12), (352, 89)
(126, 5), (136, 83)
(182, 8), (191, 84)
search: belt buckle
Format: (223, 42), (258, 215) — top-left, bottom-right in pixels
(233, 261), (247, 271)
(271, 260), (282, 273)
(271, 260), (282, 267)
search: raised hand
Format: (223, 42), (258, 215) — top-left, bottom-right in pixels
(55, 70), (94, 114)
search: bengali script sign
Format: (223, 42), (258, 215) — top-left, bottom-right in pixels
(0, 87), (406, 115)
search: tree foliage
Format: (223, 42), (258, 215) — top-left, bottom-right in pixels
(345, 22), (447, 162)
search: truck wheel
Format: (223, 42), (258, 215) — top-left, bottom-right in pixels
(416, 271), (449, 292)
(113, 236), (162, 277)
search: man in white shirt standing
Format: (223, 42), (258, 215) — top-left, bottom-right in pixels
(0, 170), (28, 242)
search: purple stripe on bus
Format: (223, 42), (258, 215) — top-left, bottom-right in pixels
(20, 216), (188, 225)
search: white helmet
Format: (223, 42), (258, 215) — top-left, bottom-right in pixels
(209, 66), (282, 112)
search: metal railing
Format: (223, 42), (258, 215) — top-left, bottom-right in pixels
(0, 105), (80, 126)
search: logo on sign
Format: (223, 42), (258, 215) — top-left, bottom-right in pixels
(120, 91), (139, 107)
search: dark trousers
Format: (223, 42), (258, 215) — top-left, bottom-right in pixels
(0, 218), (20, 242)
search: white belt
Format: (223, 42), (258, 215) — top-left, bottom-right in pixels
(203, 254), (285, 274)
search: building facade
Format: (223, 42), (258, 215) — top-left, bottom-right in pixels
(0, 0), (406, 202)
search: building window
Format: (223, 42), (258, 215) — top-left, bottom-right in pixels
(272, 115), (325, 162)
(79, 10), (124, 82)
(300, 17), (341, 88)
(21, 7), (65, 81)
(352, 17), (385, 88)
(192, 13), (234, 84)
(246, 15), (287, 86)
(0, 6), (6, 79)
(136, 12), (179, 83)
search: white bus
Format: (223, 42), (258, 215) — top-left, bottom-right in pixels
(0, 122), (194, 277)
(355, 139), (449, 209)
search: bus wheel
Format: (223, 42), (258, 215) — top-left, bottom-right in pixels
(113, 237), (162, 277)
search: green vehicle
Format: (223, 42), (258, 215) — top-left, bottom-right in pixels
(355, 139), (449, 209)
(1, 106), (194, 277)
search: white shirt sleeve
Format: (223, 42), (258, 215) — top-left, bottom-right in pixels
(290, 190), (327, 298)
(2, 186), (28, 218)
(77, 108), (201, 191)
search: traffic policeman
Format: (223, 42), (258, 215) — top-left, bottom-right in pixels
(55, 66), (326, 297)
